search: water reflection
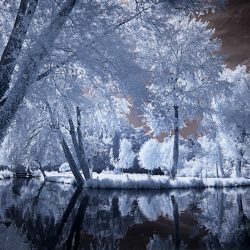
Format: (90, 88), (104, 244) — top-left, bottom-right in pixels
(0, 179), (249, 249)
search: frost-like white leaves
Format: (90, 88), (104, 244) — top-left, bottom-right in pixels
(138, 138), (177, 171)
(129, 14), (224, 135)
(212, 65), (250, 167)
(112, 96), (131, 117)
(112, 138), (136, 169)
(139, 139), (162, 170)
(59, 162), (70, 172)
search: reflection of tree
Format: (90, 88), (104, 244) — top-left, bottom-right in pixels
(6, 180), (58, 247)
(111, 196), (120, 219)
(66, 195), (89, 250)
(57, 187), (82, 237)
(5, 199), (59, 248)
(0, 180), (77, 249)
(32, 181), (46, 207)
(47, 187), (83, 249)
(197, 189), (250, 249)
(218, 191), (224, 236)
(236, 193), (250, 248)
(11, 178), (30, 196)
(171, 195), (180, 250)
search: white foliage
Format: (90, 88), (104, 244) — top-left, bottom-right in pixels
(212, 65), (250, 175)
(139, 139), (163, 170)
(0, 0), (247, 181)
(112, 138), (136, 169)
(139, 138), (189, 172)
(133, 14), (223, 135)
(59, 162), (70, 173)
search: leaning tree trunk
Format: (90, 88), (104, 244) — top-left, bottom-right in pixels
(76, 106), (91, 179)
(61, 138), (84, 186)
(0, 0), (39, 106)
(46, 102), (84, 187)
(0, 0), (77, 144)
(171, 105), (179, 179)
(65, 105), (91, 180)
(68, 116), (89, 179)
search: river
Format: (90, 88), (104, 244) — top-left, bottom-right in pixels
(0, 179), (249, 249)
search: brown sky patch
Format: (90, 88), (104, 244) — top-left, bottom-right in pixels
(205, 0), (250, 69)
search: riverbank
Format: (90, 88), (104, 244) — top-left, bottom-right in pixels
(0, 170), (13, 180)
(2, 170), (250, 189)
(44, 171), (250, 190)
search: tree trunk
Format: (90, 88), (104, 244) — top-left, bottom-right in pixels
(76, 106), (91, 179)
(0, 0), (77, 144)
(62, 102), (90, 180)
(61, 138), (84, 186)
(46, 101), (84, 186)
(236, 158), (242, 177)
(0, 0), (39, 105)
(236, 129), (247, 178)
(216, 161), (219, 178)
(171, 105), (179, 179)
(68, 117), (85, 170)
(66, 107), (91, 180)
(236, 147), (244, 177)
(67, 115), (90, 180)
(237, 193), (243, 215)
(112, 130), (121, 161)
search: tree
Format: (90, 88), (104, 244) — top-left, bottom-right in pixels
(0, 0), (224, 144)
(1, 59), (131, 184)
(0, 0), (78, 143)
(0, 0), (39, 105)
(139, 138), (162, 172)
(0, 0), (224, 184)
(111, 138), (136, 171)
(214, 65), (250, 177)
(3, 101), (64, 171)
(199, 112), (229, 177)
(133, 15), (223, 178)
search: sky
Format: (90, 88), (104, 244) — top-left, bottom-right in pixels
(205, 0), (250, 69)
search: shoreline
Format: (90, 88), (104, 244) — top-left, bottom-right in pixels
(1, 171), (250, 190)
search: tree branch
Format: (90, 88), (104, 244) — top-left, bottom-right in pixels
(0, 0), (39, 104)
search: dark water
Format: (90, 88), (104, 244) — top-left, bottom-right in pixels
(0, 179), (249, 250)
